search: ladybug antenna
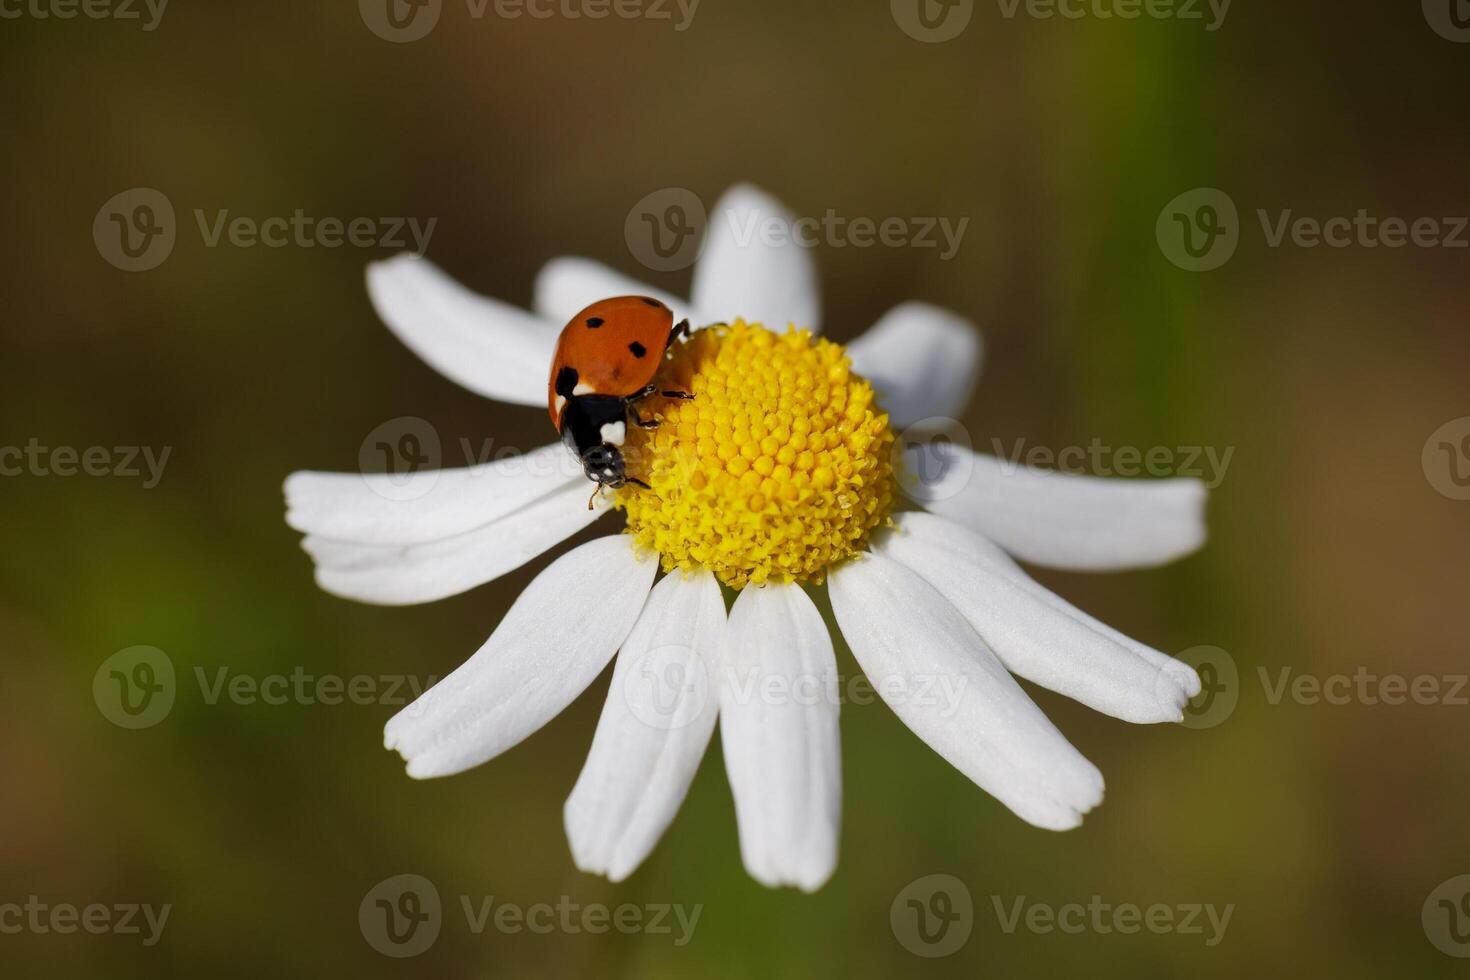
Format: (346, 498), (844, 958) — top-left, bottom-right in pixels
(587, 485), (601, 511)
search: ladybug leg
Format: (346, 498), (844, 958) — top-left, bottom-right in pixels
(629, 382), (694, 406)
(586, 484), (601, 511)
(629, 406), (661, 430)
(625, 477), (651, 490)
(668, 319), (691, 345)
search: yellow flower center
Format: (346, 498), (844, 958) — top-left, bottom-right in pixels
(618, 320), (896, 589)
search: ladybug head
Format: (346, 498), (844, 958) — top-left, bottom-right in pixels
(581, 443), (628, 488)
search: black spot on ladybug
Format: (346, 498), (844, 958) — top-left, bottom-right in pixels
(628, 342), (647, 358)
(586, 317), (605, 328)
(641, 297), (664, 308)
(555, 366), (579, 397)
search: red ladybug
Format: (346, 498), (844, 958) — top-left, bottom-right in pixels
(548, 296), (692, 505)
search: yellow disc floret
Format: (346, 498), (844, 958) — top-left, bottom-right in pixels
(618, 320), (896, 589)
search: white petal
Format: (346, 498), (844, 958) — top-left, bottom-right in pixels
(385, 535), (656, 777)
(533, 257), (693, 326)
(846, 302), (982, 429)
(907, 443), (1208, 570)
(366, 254), (558, 406)
(879, 512), (1199, 723)
(564, 571), (726, 882)
(285, 443), (580, 547)
(692, 184), (821, 333)
(719, 582), (841, 892)
(304, 481), (608, 606)
(829, 552), (1104, 831)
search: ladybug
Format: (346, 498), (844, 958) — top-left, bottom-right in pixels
(548, 296), (693, 507)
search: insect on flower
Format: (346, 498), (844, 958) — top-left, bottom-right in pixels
(283, 184), (1209, 892)
(546, 295), (695, 508)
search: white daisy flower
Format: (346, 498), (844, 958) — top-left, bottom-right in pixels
(284, 184), (1207, 892)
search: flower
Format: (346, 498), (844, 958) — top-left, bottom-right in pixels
(284, 184), (1207, 892)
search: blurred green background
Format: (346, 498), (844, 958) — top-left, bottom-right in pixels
(3, 0), (1469, 976)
